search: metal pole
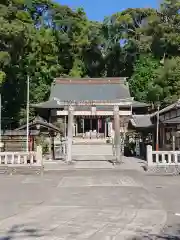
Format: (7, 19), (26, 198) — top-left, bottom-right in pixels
(66, 105), (74, 163)
(26, 75), (30, 152)
(113, 105), (121, 163)
(156, 104), (160, 151)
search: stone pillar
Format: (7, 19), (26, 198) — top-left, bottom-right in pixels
(113, 105), (121, 163)
(66, 106), (74, 163)
(147, 145), (153, 166)
(36, 145), (43, 165)
(108, 121), (112, 137)
(36, 145), (43, 175)
(97, 118), (100, 138)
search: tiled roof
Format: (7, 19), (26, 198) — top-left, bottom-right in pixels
(54, 77), (126, 84)
(31, 77), (148, 109)
(164, 116), (180, 124)
(31, 98), (148, 110)
(30, 98), (62, 109)
(2, 130), (39, 136)
(151, 99), (180, 117)
(50, 77), (131, 101)
(15, 116), (61, 133)
(130, 115), (153, 128)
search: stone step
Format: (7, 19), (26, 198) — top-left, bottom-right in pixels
(146, 165), (180, 175)
(0, 165), (43, 175)
(72, 145), (113, 155)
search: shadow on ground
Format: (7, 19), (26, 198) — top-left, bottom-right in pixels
(0, 224), (45, 240)
(1, 224), (180, 240)
(132, 225), (180, 240)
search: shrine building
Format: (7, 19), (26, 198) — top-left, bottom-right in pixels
(32, 77), (148, 138)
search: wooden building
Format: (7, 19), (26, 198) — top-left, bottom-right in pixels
(32, 77), (148, 139)
(14, 116), (61, 159)
(130, 100), (180, 151)
(153, 100), (180, 150)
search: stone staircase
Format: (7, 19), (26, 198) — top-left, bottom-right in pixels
(72, 143), (113, 161)
(0, 165), (43, 175)
(73, 138), (107, 145)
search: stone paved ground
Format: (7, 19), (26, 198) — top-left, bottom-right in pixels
(1, 167), (180, 240)
(44, 156), (145, 171)
(48, 141), (146, 171)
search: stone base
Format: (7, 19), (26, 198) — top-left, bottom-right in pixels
(147, 165), (180, 175)
(0, 165), (43, 175)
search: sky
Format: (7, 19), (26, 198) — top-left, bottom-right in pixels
(57, 0), (159, 21)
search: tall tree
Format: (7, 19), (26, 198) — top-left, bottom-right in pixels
(1, 0), (180, 128)
(129, 54), (162, 104)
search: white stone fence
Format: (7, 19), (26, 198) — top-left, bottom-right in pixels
(0, 146), (43, 166)
(147, 145), (180, 167)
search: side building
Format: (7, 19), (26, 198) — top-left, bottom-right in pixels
(130, 99), (180, 151)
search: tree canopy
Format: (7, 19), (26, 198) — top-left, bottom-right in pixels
(0, 0), (180, 127)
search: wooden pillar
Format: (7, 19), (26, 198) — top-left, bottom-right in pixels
(66, 106), (74, 163)
(32, 136), (35, 151)
(76, 118), (78, 136)
(82, 118), (84, 138)
(152, 130), (155, 150)
(72, 118), (75, 137)
(90, 118), (92, 139)
(162, 125), (165, 146)
(64, 115), (67, 138)
(172, 129), (176, 151)
(50, 133), (55, 160)
(104, 119), (107, 138)
(97, 118), (99, 138)
(113, 105), (121, 163)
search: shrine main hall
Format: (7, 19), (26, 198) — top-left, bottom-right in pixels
(33, 77), (148, 138)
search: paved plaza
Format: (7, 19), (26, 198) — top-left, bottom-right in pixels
(0, 167), (180, 239)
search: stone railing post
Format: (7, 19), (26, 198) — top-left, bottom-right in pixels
(66, 105), (74, 163)
(147, 145), (153, 166)
(36, 145), (43, 165)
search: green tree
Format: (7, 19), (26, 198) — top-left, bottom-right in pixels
(1, 0), (180, 128)
(129, 54), (162, 104)
(155, 57), (180, 105)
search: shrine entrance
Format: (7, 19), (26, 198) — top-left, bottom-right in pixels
(75, 117), (108, 139)
(63, 100), (133, 164)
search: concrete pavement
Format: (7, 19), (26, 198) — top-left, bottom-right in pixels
(44, 156), (146, 171)
(0, 168), (179, 239)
